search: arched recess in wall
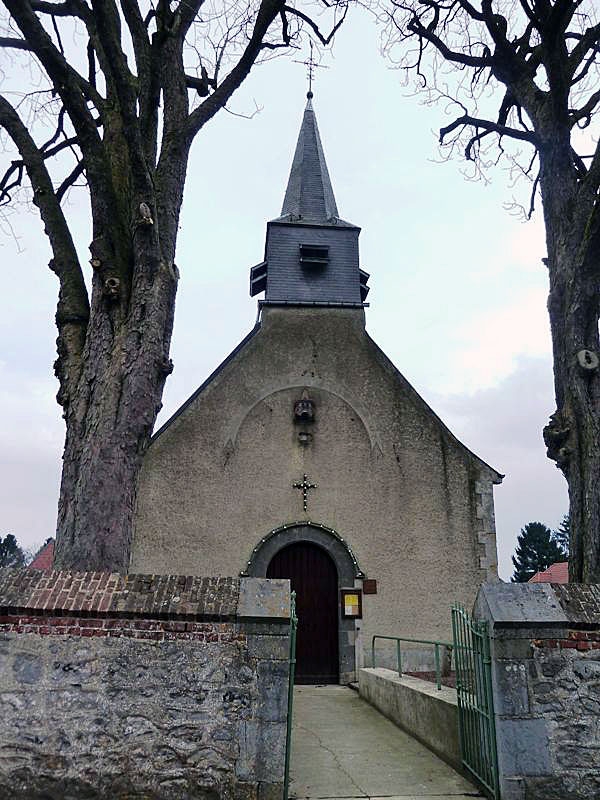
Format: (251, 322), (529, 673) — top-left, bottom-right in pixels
(241, 521), (365, 684)
(225, 383), (381, 453)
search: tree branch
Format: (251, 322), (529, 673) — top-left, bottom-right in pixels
(55, 158), (85, 202)
(0, 36), (31, 50)
(2, 0), (105, 146)
(440, 113), (540, 147)
(570, 88), (600, 127)
(185, 0), (285, 140)
(30, 1), (85, 16)
(0, 93), (89, 404)
(282, 3), (348, 46)
(0, 160), (24, 205)
(567, 20), (600, 78)
(173, 0), (205, 38)
(404, 13), (492, 69)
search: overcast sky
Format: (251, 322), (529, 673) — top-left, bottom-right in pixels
(0, 9), (568, 577)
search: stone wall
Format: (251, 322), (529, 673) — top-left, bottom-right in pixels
(475, 582), (600, 800)
(0, 568), (291, 800)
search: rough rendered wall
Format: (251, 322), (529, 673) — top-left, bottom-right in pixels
(133, 307), (501, 664)
(0, 569), (291, 800)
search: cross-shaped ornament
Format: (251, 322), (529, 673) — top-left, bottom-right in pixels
(293, 41), (328, 99)
(293, 473), (317, 512)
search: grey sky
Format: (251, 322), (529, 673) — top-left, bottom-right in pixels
(0, 9), (568, 577)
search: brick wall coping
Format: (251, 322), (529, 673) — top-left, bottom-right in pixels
(0, 569), (290, 622)
(475, 582), (600, 629)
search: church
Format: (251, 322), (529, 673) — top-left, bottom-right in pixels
(130, 95), (502, 685)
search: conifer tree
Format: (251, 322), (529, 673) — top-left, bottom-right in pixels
(512, 522), (567, 583)
(552, 515), (570, 557)
(0, 534), (26, 568)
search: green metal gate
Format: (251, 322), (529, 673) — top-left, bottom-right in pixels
(451, 605), (499, 799)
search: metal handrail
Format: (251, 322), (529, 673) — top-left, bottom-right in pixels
(371, 635), (453, 691)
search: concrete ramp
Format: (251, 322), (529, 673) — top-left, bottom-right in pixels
(289, 685), (481, 800)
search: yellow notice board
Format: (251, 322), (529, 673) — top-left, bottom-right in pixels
(341, 589), (362, 619)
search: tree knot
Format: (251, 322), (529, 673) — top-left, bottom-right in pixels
(543, 410), (572, 474)
(158, 358), (174, 376)
(103, 276), (121, 300)
(138, 202), (154, 226)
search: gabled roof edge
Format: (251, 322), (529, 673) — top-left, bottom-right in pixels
(151, 324), (262, 444)
(365, 333), (504, 483)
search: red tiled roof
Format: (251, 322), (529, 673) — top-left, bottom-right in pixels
(528, 561), (569, 584)
(29, 539), (54, 572)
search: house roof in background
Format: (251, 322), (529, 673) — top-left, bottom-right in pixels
(29, 539), (54, 571)
(528, 561), (568, 584)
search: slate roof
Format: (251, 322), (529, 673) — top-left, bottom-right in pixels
(529, 561), (569, 584)
(277, 97), (341, 225)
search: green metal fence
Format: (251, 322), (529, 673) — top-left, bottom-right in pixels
(283, 591), (298, 800)
(371, 635), (452, 690)
(451, 605), (499, 799)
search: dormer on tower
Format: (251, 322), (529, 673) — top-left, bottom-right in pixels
(250, 96), (369, 306)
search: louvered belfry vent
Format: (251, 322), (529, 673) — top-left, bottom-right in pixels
(250, 260), (268, 297)
(300, 244), (329, 269)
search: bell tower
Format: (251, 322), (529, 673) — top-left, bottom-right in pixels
(250, 96), (369, 307)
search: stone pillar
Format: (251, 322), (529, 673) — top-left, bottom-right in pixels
(474, 582), (600, 800)
(0, 569), (291, 800)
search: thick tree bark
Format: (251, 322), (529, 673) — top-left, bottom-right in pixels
(54, 209), (181, 572)
(540, 136), (600, 582)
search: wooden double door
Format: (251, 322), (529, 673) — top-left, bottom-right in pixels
(267, 541), (339, 684)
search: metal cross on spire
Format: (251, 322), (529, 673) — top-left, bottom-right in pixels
(293, 41), (328, 99)
(293, 474), (317, 512)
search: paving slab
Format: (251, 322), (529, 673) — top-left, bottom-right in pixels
(289, 685), (482, 800)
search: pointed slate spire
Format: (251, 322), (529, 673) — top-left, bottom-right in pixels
(280, 97), (339, 224)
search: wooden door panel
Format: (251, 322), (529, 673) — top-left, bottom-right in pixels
(267, 542), (339, 684)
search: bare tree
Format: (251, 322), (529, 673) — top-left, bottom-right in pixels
(0, 0), (347, 573)
(382, 0), (600, 582)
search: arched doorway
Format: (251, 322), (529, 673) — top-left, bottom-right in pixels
(267, 542), (339, 684)
(242, 522), (364, 683)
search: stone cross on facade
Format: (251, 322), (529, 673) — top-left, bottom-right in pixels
(293, 474), (317, 512)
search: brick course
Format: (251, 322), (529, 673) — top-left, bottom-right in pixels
(533, 631), (600, 651)
(0, 568), (239, 620)
(0, 614), (246, 642)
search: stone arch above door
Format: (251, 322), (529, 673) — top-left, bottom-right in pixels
(241, 522), (364, 684)
(240, 521), (365, 582)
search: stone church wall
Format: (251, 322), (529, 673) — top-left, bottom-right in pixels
(133, 307), (501, 675)
(0, 568), (291, 800)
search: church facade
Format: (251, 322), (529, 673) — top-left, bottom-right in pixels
(131, 97), (502, 684)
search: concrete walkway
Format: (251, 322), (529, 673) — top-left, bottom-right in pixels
(289, 686), (482, 800)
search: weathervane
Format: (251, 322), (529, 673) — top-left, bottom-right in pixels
(293, 41), (328, 99)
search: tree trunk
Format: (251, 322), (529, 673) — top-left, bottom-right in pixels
(54, 193), (180, 573)
(540, 144), (600, 583)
